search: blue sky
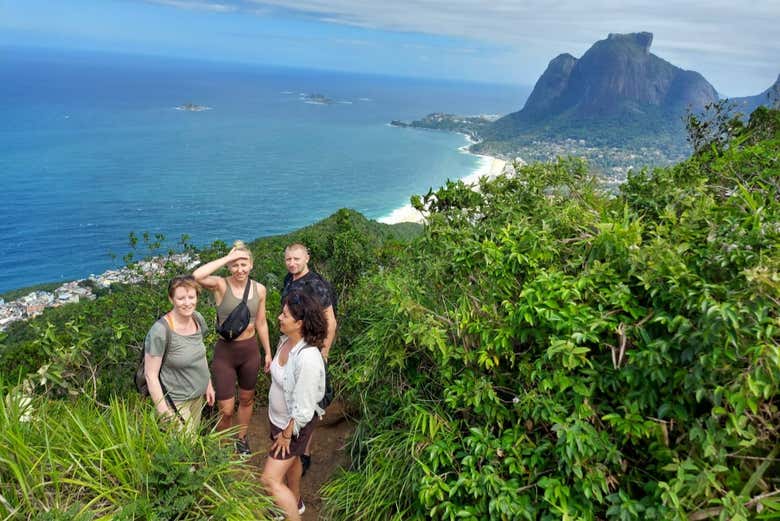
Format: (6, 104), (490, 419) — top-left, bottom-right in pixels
(2, 0), (778, 96)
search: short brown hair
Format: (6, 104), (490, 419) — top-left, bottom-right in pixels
(285, 243), (309, 255)
(168, 274), (200, 298)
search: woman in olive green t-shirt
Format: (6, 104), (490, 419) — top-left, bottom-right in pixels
(144, 275), (215, 432)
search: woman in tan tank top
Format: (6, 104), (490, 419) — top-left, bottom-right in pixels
(193, 240), (272, 455)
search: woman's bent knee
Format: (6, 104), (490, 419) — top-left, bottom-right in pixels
(218, 401), (235, 418)
(238, 395), (254, 408)
(261, 470), (282, 491)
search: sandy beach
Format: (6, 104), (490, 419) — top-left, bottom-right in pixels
(378, 151), (507, 225)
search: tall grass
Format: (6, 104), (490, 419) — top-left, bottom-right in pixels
(320, 428), (424, 521)
(0, 386), (276, 520)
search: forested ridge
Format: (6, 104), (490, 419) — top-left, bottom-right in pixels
(0, 107), (778, 520)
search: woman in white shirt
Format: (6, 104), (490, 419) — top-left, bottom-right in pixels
(261, 290), (327, 520)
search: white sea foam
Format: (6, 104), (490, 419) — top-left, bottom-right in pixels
(378, 138), (508, 225)
(377, 204), (424, 224)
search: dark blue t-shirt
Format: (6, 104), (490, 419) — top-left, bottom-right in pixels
(282, 271), (334, 312)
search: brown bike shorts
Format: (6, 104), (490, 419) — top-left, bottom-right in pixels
(211, 337), (260, 400)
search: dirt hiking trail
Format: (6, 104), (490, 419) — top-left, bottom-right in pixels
(245, 401), (354, 520)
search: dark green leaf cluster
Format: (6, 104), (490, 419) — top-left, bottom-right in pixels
(0, 210), (418, 403)
(0, 211), (417, 519)
(323, 109), (780, 519)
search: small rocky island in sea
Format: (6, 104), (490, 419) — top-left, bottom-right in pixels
(301, 93), (334, 105)
(175, 103), (211, 112)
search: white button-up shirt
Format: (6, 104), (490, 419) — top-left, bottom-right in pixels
(272, 336), (326, 435)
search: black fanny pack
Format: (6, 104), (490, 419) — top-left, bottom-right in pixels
(216, 279), (251, 341)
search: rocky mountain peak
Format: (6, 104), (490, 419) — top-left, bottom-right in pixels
(481, 32), (720, 148)
(515, 32), (718, 117)
(607, 32), (653, 53)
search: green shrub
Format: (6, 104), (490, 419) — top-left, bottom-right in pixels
(0, 387), (276, 520)
(323, 109), (779, 520)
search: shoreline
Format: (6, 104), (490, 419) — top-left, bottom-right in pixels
(0, 254), (197, 331)
(378, 136), (508, 225)
(2, 141), (508, 297)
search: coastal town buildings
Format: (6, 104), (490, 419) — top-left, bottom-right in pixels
(0, 254), (197, 331)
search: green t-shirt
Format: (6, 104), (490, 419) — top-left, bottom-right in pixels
(144, 312), (210, 402)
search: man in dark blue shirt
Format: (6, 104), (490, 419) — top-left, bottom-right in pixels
(282, 243), (338, 479)
(282, 243), (337, 360)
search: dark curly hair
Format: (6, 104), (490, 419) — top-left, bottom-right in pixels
(283, 290), (327, 347)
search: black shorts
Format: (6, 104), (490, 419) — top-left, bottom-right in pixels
(268, 416), (317, 460)
(212, 337), (260, 400)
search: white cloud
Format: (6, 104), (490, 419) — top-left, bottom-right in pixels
(147, 0), (780, 94)
(146, 0), (238, 12)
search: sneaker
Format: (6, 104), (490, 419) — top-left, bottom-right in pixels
(298, 497), (306, 515)
(300, 453), (311, 476)
(235, 436), (251, 456)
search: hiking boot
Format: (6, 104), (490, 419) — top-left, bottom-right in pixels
(300, 453), (311, 476)
(235, 436), (251, 456)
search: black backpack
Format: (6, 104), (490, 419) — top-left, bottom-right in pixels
(215, 279), (252, 341)
(302, 346), (334, 410)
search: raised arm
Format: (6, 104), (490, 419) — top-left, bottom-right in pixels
(192, 248), (247, 294)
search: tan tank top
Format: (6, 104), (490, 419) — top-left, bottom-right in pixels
(217, 278), (260, 325)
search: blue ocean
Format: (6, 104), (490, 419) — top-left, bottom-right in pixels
(0, 47), (526, 293)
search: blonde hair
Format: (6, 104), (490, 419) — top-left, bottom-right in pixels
(233, 240), (253, 262)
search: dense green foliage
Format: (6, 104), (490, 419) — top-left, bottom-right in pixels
(0, 389), (276, 520)
(1, 107), (777, 519)
(321, 108), (779, 519)
(478, 104), (689, 151)
(0, 209), (419, 402)
(0, 208), (418, 519)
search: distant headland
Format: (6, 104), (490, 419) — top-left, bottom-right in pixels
(390, 32), (779, 182)
(391, 113), (500, 141)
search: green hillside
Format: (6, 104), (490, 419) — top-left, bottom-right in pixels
(322, 107), (779, 520)
(1, 108), (778, 520)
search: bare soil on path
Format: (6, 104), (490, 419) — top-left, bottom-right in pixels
(244, 401), (354, 520)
